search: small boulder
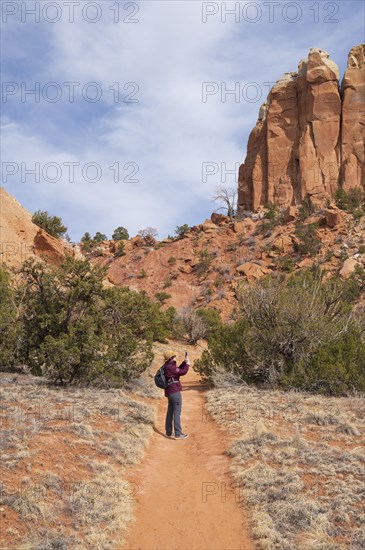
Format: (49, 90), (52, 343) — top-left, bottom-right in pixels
(272, 234), (294, 252)
(325, 208), (342, 228)
(283, 206), (298, 223)
(236, 261), (270, 282)
(211, 213), (228, 226)
(339, 258), (359, 279)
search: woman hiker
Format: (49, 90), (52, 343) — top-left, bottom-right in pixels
(163, 350), (190, 440)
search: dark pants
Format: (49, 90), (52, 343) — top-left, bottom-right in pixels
(165, 391), (182, 436)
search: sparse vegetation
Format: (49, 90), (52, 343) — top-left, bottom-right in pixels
(0, 269), (19, 368)
(195, 270), (365, 395)
(175, 224), (190, 237)
(294, 223), (321, 256)
(178, 307), (207, 344)
(0, 375), (157, 549)
(32, 210), (67, 238)
(155, 291), (171, 304)
(298, 196), (316, 221)
(206, 387), (365, 550)
(115, 240), (126, 257)
(81, 231), (108, 251)
(138, 227), (158, 245)
(112, 226), (129, 241)
(335, 187), (365, 215)
(194, 248), (215, 277)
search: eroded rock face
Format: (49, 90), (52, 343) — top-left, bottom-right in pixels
(238, 46), (364, 213)
(0, 187), (72, 267)
(341, 44), (365, 191)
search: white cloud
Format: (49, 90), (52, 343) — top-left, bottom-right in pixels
(2, 0), (364, 239)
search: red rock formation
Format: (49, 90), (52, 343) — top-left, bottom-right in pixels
(0, 187), (73, 267)
(341, 44), (365, 191)
(238, 46), (364, 212)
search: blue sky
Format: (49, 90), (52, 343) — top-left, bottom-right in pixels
(1, 0), (364, 241)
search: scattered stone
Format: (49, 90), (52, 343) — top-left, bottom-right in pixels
(339, 258), (359, 279)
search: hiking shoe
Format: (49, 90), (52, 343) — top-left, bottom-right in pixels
(175, 433), (189, 440)
(165, 433), (175, 439)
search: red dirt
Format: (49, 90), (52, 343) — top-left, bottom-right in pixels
(122, 368), (255, 550)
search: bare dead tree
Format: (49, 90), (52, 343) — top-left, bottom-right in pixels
(212, 186), (237, 218)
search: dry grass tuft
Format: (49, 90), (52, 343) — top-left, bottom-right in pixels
(207, 387), (364, 550)
(0, 372), (157, 549)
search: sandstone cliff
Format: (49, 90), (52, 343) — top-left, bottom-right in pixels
(0, 187), (73, 268)
(238, 45), (365, 212)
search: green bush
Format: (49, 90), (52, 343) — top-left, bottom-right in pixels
(32, 210), (67, 238)
(335, 188), (365, 213)
(175, 224), (190, 237)
(196, 308), (222, 338)
(195, 248), (214, 277)
(155, 291), (171, 304)
(298, 197), (315, 221)
(195, 270), (365, 395)
(112, 226), (129, 241)
(16, 256), (170, 385)
(93, 232), (108, 243)
(115, 241), (126, 257)
(294, 223), (321, 256)
(0, 269), (19, 368)
(282, 329), (365, 395)
(194, 319), (254, 384)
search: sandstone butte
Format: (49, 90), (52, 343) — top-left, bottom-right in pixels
(0, 187), (73, 268)
(237, 44), (365, 213)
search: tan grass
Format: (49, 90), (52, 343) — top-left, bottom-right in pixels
(207, 387), (365, 550)
(0, 373), (157, 550)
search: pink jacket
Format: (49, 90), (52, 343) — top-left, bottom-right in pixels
(163, 359), (190, 396)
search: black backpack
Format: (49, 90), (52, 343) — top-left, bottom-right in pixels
(154, 365), (168, 389)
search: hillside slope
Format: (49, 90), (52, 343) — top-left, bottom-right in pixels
(0, 187), (74, 268)
(87, 208), (365, 318)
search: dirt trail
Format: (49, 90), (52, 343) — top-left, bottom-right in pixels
(122, 345), (255, 550)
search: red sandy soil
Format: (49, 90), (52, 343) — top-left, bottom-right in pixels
(122, 366), (255, 550)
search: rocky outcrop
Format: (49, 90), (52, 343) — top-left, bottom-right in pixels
(238, 46), (364, 212)
(341, 44), (365, 191)
(0, 187), (73, 267)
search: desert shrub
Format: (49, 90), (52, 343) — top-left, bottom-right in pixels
(81, 232), (108, 251)
(178, 307), (207, 344)
(115, 241), (126, 257)
(167, 256), (177, 265)
(175, 224), (190, 237)
(16, 257), (170, 385)
(138, 227), (158, 245)
(294, 223), (321, 256)
(112, 226), (129, 241)
(164, 306), (185, 339)
(194, 319), (254, 383)
(335, 187), (365, 213)
(275, 256), (296, 272)
(93, 232), (107, 243)
(282, 328), (365, 395)
(298, 196), (315, 221)
(0, 269), (19, 368)
(194, 248), (214, 277)
(32, 210), (67, 238)
(196, 270), (365, 394)
(195, 308), (222, 338)
(255, 203), (282, 236)
(155, 291), (171, 304)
